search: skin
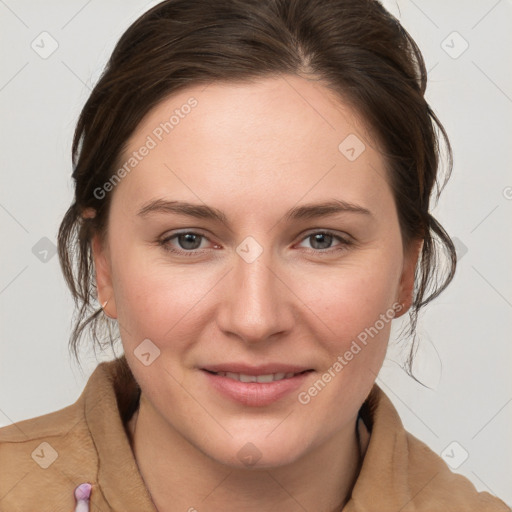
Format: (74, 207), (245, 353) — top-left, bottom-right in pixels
(91, 74), (422, 512)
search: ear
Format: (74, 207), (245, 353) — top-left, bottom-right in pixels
(91, 232), (118, 319)
(394, 238), (423, 319)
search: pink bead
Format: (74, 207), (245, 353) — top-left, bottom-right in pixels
(74, 482), (92, 501)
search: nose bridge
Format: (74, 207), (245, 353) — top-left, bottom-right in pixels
(219, 236), (289, 343)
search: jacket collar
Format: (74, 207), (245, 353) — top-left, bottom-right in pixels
(84, 356), (156, 511)
(345, 383), (415, 511)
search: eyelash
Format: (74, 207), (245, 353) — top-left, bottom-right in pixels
(157, 230), (353, 257)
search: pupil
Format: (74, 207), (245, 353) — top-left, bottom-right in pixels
(180, 233), (201, 250)
(312, 233), (332, 250)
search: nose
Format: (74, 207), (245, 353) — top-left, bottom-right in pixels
(216, 240), (295, 345)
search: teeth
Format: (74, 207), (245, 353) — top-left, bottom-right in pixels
(240, 374), (257, 383)
(256, 374), (274, 383)
(215, 371), (301, 382)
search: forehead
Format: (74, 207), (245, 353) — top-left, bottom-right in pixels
(112, 75), (389, 215)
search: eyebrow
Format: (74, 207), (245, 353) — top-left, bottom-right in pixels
(136, 198), (373, 226)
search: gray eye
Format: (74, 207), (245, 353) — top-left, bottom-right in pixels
(176, 233), (204, 250)
(308, 233), (334, 250)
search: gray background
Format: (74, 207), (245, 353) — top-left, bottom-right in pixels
(1, 0), (511, 505)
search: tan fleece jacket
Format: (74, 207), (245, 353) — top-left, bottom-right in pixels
(0, 356), (509, 511)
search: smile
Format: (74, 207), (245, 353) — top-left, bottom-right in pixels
(202, 369), (314, 406)
(205, 370), (311, 383)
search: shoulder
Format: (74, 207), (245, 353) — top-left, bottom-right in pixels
(0, 358), (141, 511)
(0, 381), (100, 510)
(403, 429), (510, 511)
(350, 384), (511, 511)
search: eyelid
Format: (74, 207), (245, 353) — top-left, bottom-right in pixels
(299, 228), (353, 242)
(159, 229), (216, 251)
(296, 229), (354, 252)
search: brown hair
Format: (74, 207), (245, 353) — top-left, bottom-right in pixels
(58, 0), (456, 381)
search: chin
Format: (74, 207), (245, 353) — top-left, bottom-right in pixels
(197, 428), (313, 470)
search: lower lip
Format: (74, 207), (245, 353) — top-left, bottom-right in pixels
(202, 370), (313, 407)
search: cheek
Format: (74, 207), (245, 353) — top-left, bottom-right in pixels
(300, 254), (402, 345)
(110, 243), (222, 357)
(293, 259), (401, 429)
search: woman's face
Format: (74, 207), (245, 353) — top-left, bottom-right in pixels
(93, 74), (419, 468)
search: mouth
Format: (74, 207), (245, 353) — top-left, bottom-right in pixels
(202, 369), (313, 383)
(200, 366), (315, 406)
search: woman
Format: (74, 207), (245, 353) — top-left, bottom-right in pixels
(0, 0), (509, 510)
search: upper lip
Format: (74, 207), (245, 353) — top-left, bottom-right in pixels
(201, 363), (313, 375)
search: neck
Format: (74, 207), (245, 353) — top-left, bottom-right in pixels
(127, 394), (368, 512)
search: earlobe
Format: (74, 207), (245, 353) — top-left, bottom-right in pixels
(91, 233), (117, 319)
(394, 238), (423, 319)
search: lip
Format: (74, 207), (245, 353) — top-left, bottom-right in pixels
(201, 363), (312, 375)
(201, 367), (314, 407)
